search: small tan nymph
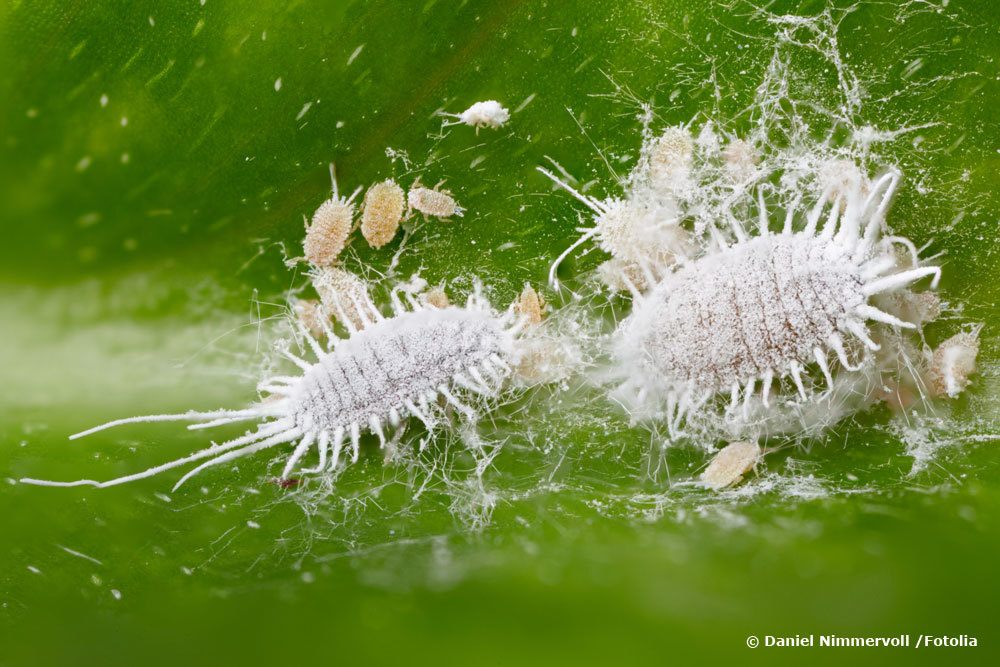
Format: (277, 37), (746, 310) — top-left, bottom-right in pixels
(407, 179), (464, 220)
(361, 179), (406, 248)
(701, 441), (763, 490)
(303, 164), (360, 267)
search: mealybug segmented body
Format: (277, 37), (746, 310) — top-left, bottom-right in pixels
(612, 171), (942, 436)
(361, 179), (406, 248)
(20, 288), (529, 490)
(700, 441), (762, 490)
(407, 180), (464, 220)
(544, 144), (953, 441)
(303, 164), (360, 267)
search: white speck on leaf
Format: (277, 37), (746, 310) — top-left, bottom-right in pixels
(57, 544), (103, 565)
(514, 93), (536, 113)
(347, 44), (365, 66)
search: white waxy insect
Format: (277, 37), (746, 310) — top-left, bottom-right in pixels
(926, 327), (981, 398)
(876, 290), (940, 328)
(613, 169), (942, 436)
(819, 159), (868, 203)
(514, 341), (567, 386)
(311, 266), (376, 331)
(700, 441), (762, 490)
(361, 179), (405, 248)
(596, 258), (657, 294)
(643, 126), (694, 187)
(721, 139), (759, 183)
(303, 163), (360, 267)
(441, 100), (510, 132)
(539, 127), (706, 293)
(695, 121), (721, 155)
(20, 286), (529, 490)
(407, 179), (464, 220)
(537, 168), (692, 292)
(507, 284), (578, 385)
(293, 298), (329, 340)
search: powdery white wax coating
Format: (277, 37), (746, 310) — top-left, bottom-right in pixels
(292, 307), (511, 430)
(621, 234), (865, 391)
(459, 100), (510, 129)
(928, 329), (980, 398)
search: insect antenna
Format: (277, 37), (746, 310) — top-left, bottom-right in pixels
(67, 406), (282, 441)
(20, 420), (297, 489)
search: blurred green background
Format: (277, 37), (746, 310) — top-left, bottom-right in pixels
(1, 0), (998, 665)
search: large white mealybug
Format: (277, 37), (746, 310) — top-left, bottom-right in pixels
(544, 143), (951, 441)
(21, 287), (529, 491)
(612, 171), (941, 435)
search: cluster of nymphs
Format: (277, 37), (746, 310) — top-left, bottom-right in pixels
(540, 122), (982, 490)
(20, 99), (562, 492)
(20, 104), (982, 495)
(295, 163), (465, 335)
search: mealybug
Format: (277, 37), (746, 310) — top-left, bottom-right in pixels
(20, 286), (532, 490)
(441, 100), (510, 132)
(700, 441), (763, 490)
(361, 179), (406, 249)
(407, 179), (464, 220)
(303, 164), (359, 267)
